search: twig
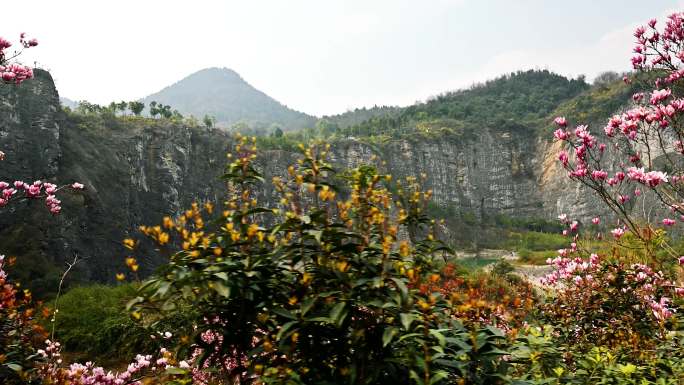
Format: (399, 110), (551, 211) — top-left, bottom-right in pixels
(51, 253), (80, 340)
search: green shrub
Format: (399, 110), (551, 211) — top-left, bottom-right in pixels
(127, 138), (513, 384)
(51, 284), (177, 361)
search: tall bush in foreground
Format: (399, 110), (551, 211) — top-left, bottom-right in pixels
(527, 12), (684, 384)
(127, 136), (513, 384)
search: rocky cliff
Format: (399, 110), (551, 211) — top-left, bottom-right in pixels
(0, 70), (619, 293)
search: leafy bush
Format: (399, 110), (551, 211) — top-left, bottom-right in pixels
(50, 284), (188, 362)
(126, 136), (515, 384)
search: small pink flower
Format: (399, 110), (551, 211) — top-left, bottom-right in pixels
(71, 182), (84, 190)
(611, 228), (625, 239)
(591, 217), (600, 225)
(663, 218), (676, 226)
(553, 128), (569, 141)
(643, 170), (668, 187)
(554, 116), (567, 127)
(650, 88), (672, 105)
(591, 170), (608, 180)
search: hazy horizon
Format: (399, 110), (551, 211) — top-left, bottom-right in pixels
(8, 0), (684, 116)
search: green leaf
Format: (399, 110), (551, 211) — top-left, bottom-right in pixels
(300, 297), (316, 317)
(400, 313), (415, 330)
(165, 367), (189, 375)
(272, 308), (298, 320)
(330, 302), (348, 327)
(125, 296), (144, 311)
(307, 229), (323, 243)
(486, 325), (505, 338)
(383, 326), (398, 347)
(391, 278), (409, 303)
(429, 370), (449, 385)
(409, 370), (425, 385)
(5, 363), (23, 372)
(155, 281), (172, 297)
(212, 281), (230, 298)
(276, 321), (298, 340)
(429, 329), (446, 347)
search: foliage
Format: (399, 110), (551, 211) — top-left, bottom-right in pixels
(50, 284), (160, 360)
(128, 101), (145, 116)
(541, 253), (682, 354)
(125, 135), (517, 384)
(415, 263), (537, 332)
(0, 255), (48, 384)
(509, 324), (684, 384)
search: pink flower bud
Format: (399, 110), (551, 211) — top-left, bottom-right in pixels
(554, 116), (567, 127)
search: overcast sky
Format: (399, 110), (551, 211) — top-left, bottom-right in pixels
(6, 0), (684, 116)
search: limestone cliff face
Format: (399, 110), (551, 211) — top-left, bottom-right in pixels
(0, 71), (233, 290)
(0, 71), (602, 289)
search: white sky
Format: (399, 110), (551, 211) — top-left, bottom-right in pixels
(5, 0), (684, 116)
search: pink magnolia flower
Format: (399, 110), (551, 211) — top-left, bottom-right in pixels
(650, 88), (672, 104)
(643, 170), (668, 187)
(26, 184), (41, 197)
(611, 228), (625, 239)
(591, 170), (608, 180)
(553, 128), (569, 140)
(634, 25), (646, 38)
(570, 221), (579, 232)
(627, 167), (645, 181)
(554, 116), (567, 127)
(0, 38), (11, 50)
(663, 218), (676, 226)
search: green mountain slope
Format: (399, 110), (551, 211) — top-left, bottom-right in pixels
(142, 67), (316, 131)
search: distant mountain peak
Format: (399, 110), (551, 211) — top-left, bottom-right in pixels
(142, 68), (315, 131)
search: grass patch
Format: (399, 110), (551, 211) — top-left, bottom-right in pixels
(517, 249), (557, 265)
(455, 257), (499, 271)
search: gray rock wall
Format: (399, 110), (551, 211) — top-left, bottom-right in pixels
(0, 71), (612, 290)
